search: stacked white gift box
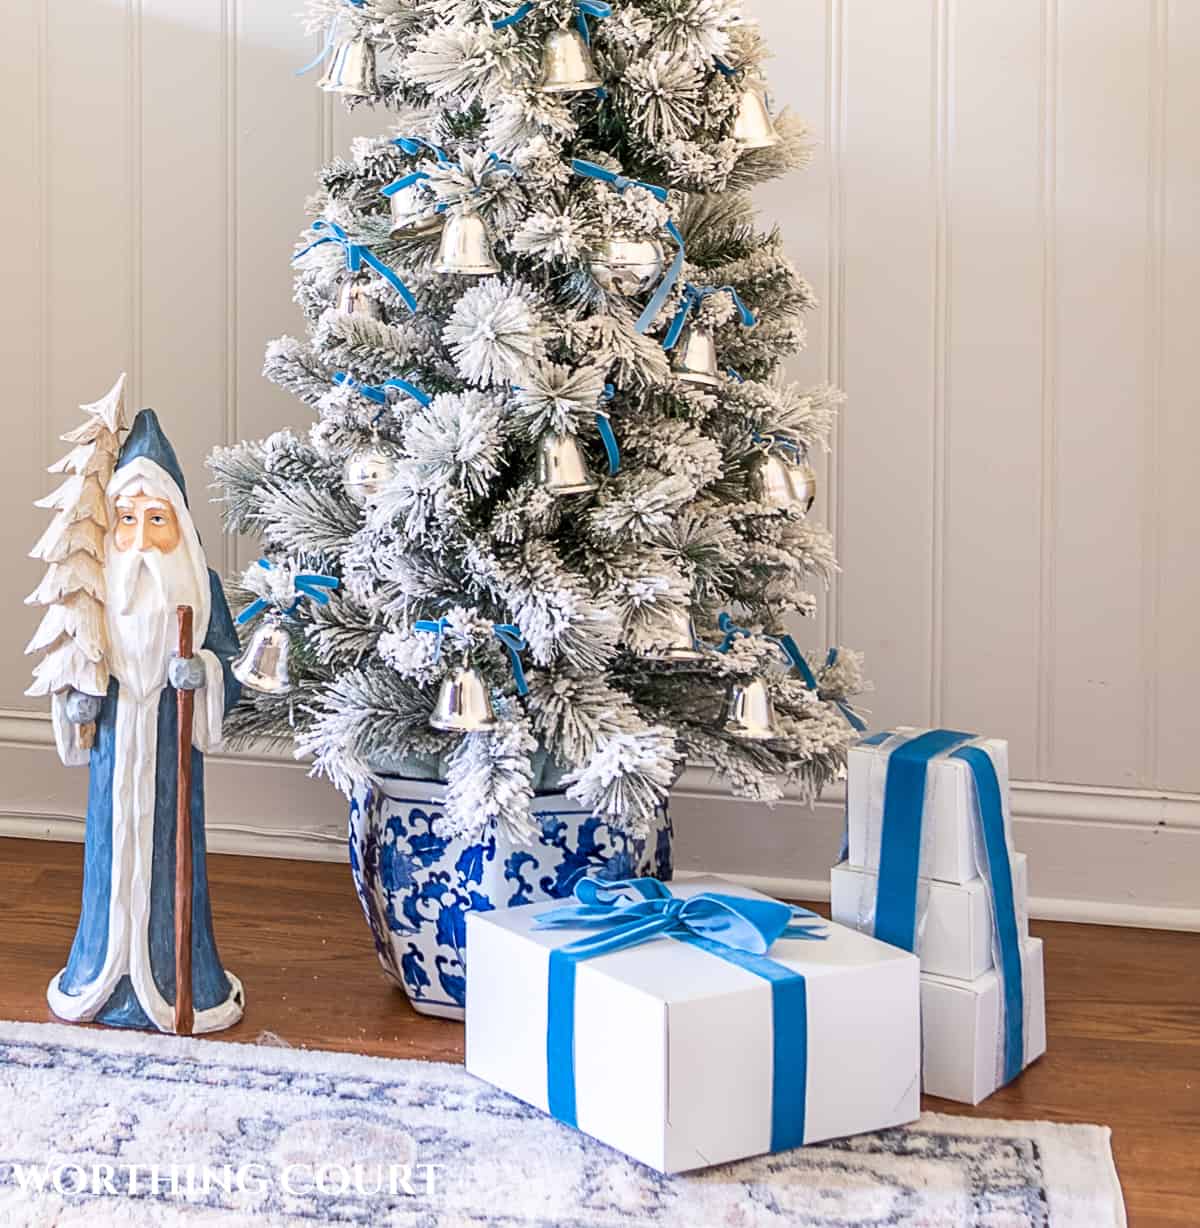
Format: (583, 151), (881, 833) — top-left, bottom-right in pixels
(831, 727), (1047, 1104)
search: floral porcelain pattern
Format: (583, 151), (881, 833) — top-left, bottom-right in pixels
(348, 780), (673, 1017)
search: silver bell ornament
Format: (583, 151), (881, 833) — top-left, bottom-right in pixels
(232, 615), (293, 696)
(748, 450), (817, 516)
(388, 185), (443, 241)
(722, 675), (781, 740)
(671, 322), (721, 387)
(435, 210), (501, 275)
(429, 664), (498, 733)
(538, 27), (602, 94)
(318, 37), (377, 97)
(731, 81), (781, 150)
(638, 606), (706, 662)
(536, 431), (599, 496)
(334, 274), (383, 319)
(587, 235), (665, 295)
(344, 437), (398, 506)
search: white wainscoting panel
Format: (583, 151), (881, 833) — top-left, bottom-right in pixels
(0, 1), (1197, 927)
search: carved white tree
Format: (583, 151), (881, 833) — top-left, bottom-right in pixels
(26, 374), (127, 748)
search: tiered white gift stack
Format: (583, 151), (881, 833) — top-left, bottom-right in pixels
(831, 728), (1046, 1104)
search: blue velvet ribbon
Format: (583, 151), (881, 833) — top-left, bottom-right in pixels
(870, 729), (1026, 1086)
(237, 559), (340, 624)
(535, 877), (825, 1148)
(294, 220), (417, 313)
(393, 136), (450, 163)
(333, 372), (431, 408)
(384, 146), (511, 212)
(495, 0), (611, 41)
(414, 619), (529, 696)
(594, 413), (620, 475)
(663, 284), (756, 351)
(492, 624), (529, 695)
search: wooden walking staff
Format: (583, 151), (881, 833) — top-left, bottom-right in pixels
(174, 604), (195, 1036)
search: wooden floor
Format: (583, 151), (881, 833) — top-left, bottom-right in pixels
(2, 836), (1197, 1226)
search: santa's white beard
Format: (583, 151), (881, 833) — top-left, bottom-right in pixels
(106, 547), (205, 701)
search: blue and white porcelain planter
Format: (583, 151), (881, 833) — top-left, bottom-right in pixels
(348, 777), (673, 1019)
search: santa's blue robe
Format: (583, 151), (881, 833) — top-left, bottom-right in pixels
(56, 569), (243, 1028)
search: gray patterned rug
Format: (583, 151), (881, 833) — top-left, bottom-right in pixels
(0, 1020), (1124, 1227)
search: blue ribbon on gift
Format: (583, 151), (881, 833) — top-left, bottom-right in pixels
(294, 220), (418, 314)
(237, 559), (340, 624)
(534, 877), (826, 1149)
(870, 729), (1026, 1086)
(495, 0), (611, 42)
(570, 160), (687, 337)
(334, 372), (431, 410)
(663, 284), (756, 352)
(415, 619), (529, 696)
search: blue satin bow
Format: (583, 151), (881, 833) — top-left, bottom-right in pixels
(334, 372), (431, 411)
(237, 559), (340, 624)
(494, 0), (611, 43)
(663, 284), (756, 351)
(294, 220), (417, 314)
(415, 619), (529, 697)
(383, 148), (512, 214)
(535, 876), (827, 958)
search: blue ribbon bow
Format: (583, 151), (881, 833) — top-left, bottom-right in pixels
(663, 284), (756, 352)
(867, 730), (1027, 1086)
(571, 160), (687, 335)
(384, 147), (513, 214)
(535, 876), (825, 1147)
(237, 559), (340, 624)
(495, 0), (611, 42)
(415, 619), (529, 697)
(334, 372), (431, 411)
(294, 220), (417, 314)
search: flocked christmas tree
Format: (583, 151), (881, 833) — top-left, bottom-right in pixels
(210, 0), (868, 841)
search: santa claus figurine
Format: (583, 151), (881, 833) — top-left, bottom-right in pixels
(33, 402), (245, 1033)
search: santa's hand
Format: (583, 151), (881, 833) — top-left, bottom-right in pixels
(169, 656), (207, 691)
(64, 690), (102, 724)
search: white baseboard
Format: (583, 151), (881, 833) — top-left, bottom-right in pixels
(2, 709), (1197, 931)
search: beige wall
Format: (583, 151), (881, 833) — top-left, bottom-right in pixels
(2, 2), (1197, 922)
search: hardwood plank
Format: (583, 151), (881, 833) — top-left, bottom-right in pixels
(1, 836), (1196, 1225)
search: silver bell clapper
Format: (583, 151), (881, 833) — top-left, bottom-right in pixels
(663, 283), (756, 387)
(713, 612), (782, 740)
(638, 604), (707, 662)
(570, 160), (688, 335)
(416, 618), (530, 734)
(293, 219), (418, 316)
(233, 563), (341, 704)
(747, 434), (817, 516)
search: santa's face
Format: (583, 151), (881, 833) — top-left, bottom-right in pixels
(105, 479), (206, 698)
(113, 494), (182, 555)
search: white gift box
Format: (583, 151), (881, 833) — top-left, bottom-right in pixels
(847, 728), (1013, 885)
(465, 876), (921, 1174)
(830, 853), (1030, 981)
(921, 936), (1047, 1104)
